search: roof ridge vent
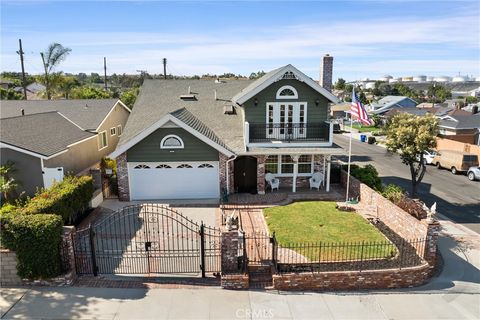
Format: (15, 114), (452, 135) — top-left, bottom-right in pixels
(180, 94), (197, 101)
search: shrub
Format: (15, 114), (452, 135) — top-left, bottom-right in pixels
(367, 136), (376, 144)
(345, 164), (384, 192)
(23, 176), (94, 224)
(382, 184), (405, 203)
(1, 213), (63, 279)
(101, 157), (116, 175)
(371, 130), (386, 137)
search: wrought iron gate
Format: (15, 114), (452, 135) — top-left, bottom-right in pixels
(73, 204), (221, 277)
(244, 232), (277, 266)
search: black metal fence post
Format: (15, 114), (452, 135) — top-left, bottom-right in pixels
(242, 231), (248, 273)
(88, 224), (98, 276)
(200, 223), (206, 278)
(271, 231), (277, 270)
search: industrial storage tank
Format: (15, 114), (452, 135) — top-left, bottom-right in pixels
(433, 76), (451, 82)
(413, 75), (427, 82)
(452, 76), (469, 82)
(379, 75), (393, 82)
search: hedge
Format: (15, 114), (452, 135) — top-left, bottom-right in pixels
(23, 176), (94, 225)
(344, 164), (384, 192)
(0, 212), (63, 279)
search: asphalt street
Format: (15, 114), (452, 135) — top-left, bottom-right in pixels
(333, 133), (480, 234)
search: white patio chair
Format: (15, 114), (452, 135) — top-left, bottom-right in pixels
(265, 173), (280, 191)
(309, 172), (325, 190)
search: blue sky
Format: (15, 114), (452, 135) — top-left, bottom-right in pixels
(1, 1), (479, 81)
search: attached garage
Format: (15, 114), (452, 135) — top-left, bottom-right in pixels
(128, 161), (220, 200)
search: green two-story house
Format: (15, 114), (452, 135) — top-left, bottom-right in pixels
(111, 64), (344, 200)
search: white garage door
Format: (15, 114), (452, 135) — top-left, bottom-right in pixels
(128, 161), (220, 200)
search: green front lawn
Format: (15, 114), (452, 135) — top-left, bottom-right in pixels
(264, 201), (395, 261)
(345, 124), (377, 132)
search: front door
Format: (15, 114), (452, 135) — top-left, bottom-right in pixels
(234, 156), (257, 193)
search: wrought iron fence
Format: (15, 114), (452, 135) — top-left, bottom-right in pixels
(249, 122), (330, 143)
(275, 237), (427, 273)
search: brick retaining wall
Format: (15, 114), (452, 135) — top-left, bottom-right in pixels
(340, 170), (428, 240)
(0, 249), (22, 285)
(221, 273), (249, 290)
(273, 263), (433, 291)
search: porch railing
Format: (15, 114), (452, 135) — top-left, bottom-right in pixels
(248, 122), (330, 143)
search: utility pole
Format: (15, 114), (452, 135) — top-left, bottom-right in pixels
(103, 57), (108, 90)
(16, 39), (28, 100)
(163, 58), (167, 80)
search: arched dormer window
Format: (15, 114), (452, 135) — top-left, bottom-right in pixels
(160, 135), (184, 149)
(276, 85), (298, 99)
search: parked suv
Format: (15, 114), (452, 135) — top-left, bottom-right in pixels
(432, 150), (479, 174)
(467, 166), (480, 181)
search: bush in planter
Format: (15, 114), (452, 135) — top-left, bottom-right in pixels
(367, 136), (376, 144)
(1, 212), (63, 279)
(23, 176), (94, 225)
(382, 184), (405, 203)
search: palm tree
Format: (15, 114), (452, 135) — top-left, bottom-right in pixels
(40, 43), (71, 100)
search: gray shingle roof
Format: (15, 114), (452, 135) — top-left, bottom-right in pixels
(440, 113), (480, 130)
(170, 108), (230, 151)
(0, 99), (119, 131)
(0, 112), (95, 157)
(118, 79), (254, 153)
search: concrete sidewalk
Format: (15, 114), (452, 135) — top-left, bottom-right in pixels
(2, 220), (479, 320)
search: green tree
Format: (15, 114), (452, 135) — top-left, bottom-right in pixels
(0, 161), (20, 203)
(249, 71), (266, 80)
(465, 96), (478, 104)
(427, 84), (452, 103)
(0, 87), (23, 100)
(386, 113), (439, 198)
(334, 78), (346, 90)
(120, 87), (139, 109)
(70, 86), (112, 99)
(58, 75), (80, 99)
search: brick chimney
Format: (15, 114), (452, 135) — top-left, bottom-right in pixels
(320, 54), (333, 92)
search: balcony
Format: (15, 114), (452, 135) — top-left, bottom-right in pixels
(247, 122), (331, 144)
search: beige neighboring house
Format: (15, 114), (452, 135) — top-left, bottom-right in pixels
(0, 99), (131, 196)
(330, 103), (351, 119)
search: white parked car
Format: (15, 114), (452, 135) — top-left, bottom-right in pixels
(467, 166), (480, 181)
(417, 150), (437, 165)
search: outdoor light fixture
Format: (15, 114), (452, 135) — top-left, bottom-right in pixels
(315, 99), (320, 106)
(254, 98), (258, 106)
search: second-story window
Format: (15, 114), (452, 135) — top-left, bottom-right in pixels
(276, 85), (298, 99)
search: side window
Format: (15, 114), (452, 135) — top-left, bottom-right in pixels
(98, 131), (108, 150)
(117, 125), (122, 136)
(110, 127), (116, 136)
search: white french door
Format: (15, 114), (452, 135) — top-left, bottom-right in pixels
(266, 102), (307, 139)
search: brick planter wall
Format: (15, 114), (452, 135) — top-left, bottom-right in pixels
(273, 263), (433, 291)
(0, 249), (22, 285)
(221, 273), (249, 290)
(340, 170), (429, 239)
(116, 152), (130, 201)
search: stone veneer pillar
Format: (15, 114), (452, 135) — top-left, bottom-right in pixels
(256, 155), (266, 195)
(116, 152), (130, 201)
(219, 153), (235, 195)
(221, 230), (242, 273)
(424, 220), (440, 266)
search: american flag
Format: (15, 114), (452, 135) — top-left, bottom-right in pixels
(351, 88), (372, 125)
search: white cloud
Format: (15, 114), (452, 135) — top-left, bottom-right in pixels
(1, 11), (478, 78)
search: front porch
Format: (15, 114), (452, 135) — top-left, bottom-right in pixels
(227, 184), (345, 206)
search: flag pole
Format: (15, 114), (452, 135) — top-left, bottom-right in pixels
(345, 111), (353, 203)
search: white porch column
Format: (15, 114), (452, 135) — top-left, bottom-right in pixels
(326, 155), (331, 192)
(322, 156), (326, 186)
(291, 155), (300, 193)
